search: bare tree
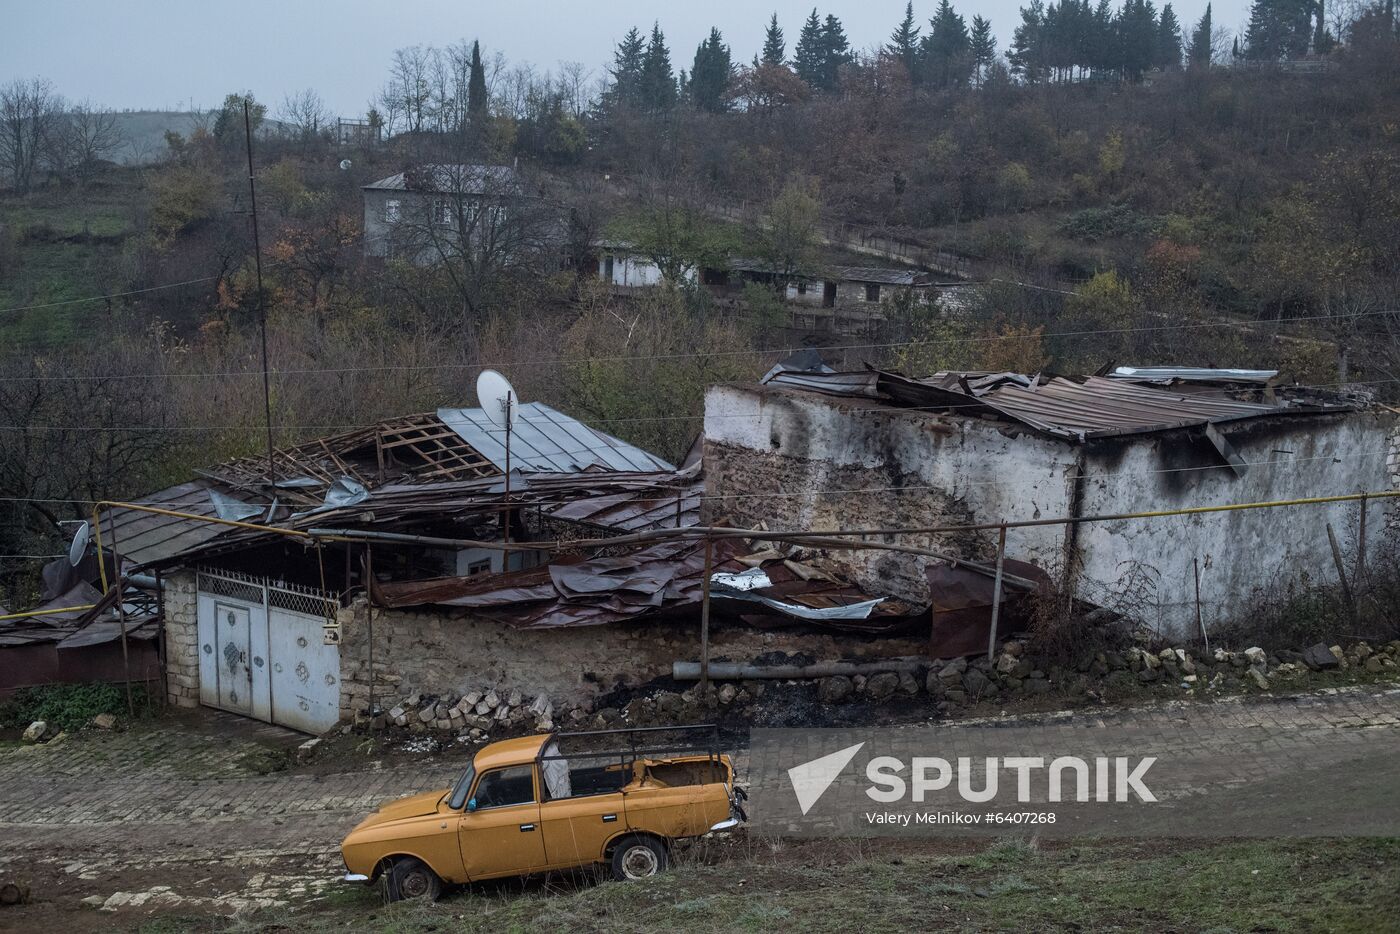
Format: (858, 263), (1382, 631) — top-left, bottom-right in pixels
(558, 61), (594, 118)
(0, 77), (62, 192)
(392, 162), (560, 331)
(49, 101), (124, 185)
(278, 88), (333, 140)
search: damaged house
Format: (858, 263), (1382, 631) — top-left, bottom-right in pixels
(704, 364), (1400, 639)
(71, 394), (940, 734)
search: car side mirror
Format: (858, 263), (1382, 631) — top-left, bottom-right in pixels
(467, 797), (478, 812)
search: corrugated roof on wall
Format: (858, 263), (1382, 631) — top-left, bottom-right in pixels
(437, 402), (674, 474)
(757, 368), (1355, 442)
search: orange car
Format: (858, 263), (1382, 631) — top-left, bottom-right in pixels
(341, 725), (744, 900)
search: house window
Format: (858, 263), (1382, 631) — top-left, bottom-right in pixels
(796, 281), (808, 295)
(432, 199), (453, 225)
(865, 283), (881, 302)
(384, 199), (401, 223)
(466, 559), (491, 576)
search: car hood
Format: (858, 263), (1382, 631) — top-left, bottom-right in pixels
(357, 789), (448, 828)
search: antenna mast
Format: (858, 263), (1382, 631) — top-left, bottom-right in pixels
(243, 99), (276, 488)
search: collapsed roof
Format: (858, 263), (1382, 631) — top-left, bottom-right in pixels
(760, 365), (1356, 442)
(100, 402), (683, 569)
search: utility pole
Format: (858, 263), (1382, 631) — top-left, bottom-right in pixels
(243, 100), (276, 487)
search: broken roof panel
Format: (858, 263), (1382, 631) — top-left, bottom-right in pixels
(1108, 366), (1280, 386)
(756, 367), (1355, 442)
(437, 402), (673, 474)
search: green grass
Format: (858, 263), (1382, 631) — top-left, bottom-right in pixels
(215, 836), (1400, 933)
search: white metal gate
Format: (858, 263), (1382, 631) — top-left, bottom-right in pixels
(195, 569), (341, 734)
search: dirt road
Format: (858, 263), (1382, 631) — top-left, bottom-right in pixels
(1, 686), (1396, 931)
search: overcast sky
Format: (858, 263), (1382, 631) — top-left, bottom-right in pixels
(7, 0), (1249, 115)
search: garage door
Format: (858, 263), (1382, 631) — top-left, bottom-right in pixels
(196, 570), (341, 734)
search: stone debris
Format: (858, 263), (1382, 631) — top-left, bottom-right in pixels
(21, 721), (47, 744)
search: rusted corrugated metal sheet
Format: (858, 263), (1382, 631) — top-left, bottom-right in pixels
(762, 367), (1354, 442)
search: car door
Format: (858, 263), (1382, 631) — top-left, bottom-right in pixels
(457, 764), (547, 881)
(539, 790), (627, 869)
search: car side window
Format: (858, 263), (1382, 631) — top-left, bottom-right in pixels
(472, 765), (535, 809)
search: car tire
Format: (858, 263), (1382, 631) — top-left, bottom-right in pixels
(610, 836), (668, 881)
(384, 857), (442, 902)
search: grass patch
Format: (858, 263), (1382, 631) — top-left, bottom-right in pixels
(210, 836), (1400, 933)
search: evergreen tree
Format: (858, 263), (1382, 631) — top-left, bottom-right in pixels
(611, 27), (646, 107)
(1009, 0), (1047, 82)
(1189, 3), (1212, 67)
(1119, 0), (1161, 80)
(971, 14), (997, 84)
(794, 9), (826, 87)
(639, 23), (678, 112)
(820, 14), (854, 90)
(888, 2), (923, 80)
(1245, 0), (1315, 59)
(762, 12), (787, 65)
(1157, 3), (1183, 68)
(467, 40), (488, 123)
(690, 27), (733, 113)
(923, 0), (973, 87)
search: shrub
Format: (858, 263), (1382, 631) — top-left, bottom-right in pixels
(0, 682), (146, 732)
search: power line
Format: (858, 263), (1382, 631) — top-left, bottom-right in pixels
(2, 305), (1398, 383)
(0, 277), (220, 316)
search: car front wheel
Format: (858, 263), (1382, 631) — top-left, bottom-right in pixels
(611, 836), (669, 881)
(384, 857), (442, 902)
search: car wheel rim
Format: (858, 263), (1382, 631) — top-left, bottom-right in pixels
(622, 845), (658, 879)
(401, 869), (430, 898)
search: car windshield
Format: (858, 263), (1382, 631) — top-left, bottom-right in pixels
(447, 760), (477, 810)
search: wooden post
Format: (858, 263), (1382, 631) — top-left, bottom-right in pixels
(987, 525), (1007, 662)
(367, 545), (376, 729)
(107, 517), (135, 717)
(700, 536), (714, 705)
(1326, 522), (1357, 623)
(1193, 557), (1209, 654)
(1356, 493), (1368, 585)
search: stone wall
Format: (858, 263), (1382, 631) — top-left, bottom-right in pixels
(703, 383), (1400, 639)
(335, 596), (927, 718)
(162, 569), (199, 708)
(703, 383), (1078, 603)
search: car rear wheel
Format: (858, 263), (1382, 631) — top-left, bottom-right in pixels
(611, 836), (668, 881)
(384, 857), (442, 902)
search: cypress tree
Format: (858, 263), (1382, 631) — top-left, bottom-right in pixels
(794, 9), (826, 87)
(762, 12), (786, 65)
(1189, 3), (1212, 67)
(639, 23), (678, 112)
(1157, 3), (1183, 68)
(690, 27), (733, 113)
(888, 2), (923, 80)
(1245, 0), (1315, 60)
(467, 40), (488, 123)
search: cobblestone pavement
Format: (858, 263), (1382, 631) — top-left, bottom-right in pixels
(0, 686), (1397, 929)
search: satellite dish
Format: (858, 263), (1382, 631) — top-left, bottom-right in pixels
(338, 158), (352, 171)
(68, 521), (91, 567)
(476, 370), (519, 429)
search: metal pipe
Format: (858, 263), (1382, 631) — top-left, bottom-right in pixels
(986, 525), (1007, 662)
(674, 657), (927, 680)
(307, 527), (537, 551)
(243, 99), (276, 488)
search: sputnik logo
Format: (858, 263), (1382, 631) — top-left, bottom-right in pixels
(787, 742), (865, 815)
